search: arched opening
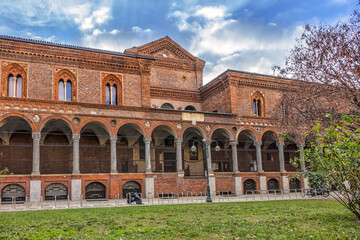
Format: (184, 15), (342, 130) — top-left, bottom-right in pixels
(122, 181), (141, 198)
(211, 129), (232, 172)
(45, 183), (68, 200)
(267, 178), (279, 191)
(8, 74), (23, 98)
(285, 139), (300, 171)
(58, 80), (65, 101)
(80, 122), (110, 173)
(182, 127), (205, 177)
(185, 105), (196, 111)
(85, 182), (106, 199)
(66, 81), (72, 101)
(0, 116), (32, 174)
(2, 184), (25, 202)
(237, 130), (257, 172)
(261, 131), (279, 172)
(112, 85), (117, 105)
(151, 125), (177, 173)
(290, 178), (301, 192)
(117, 123), (145, 173)
(243, 179), (257, 194)
(160, 103), (174, 110)
(40, 119), (73, 174)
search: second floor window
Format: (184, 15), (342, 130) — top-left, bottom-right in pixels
(58, 79), (72, 101)
(251, 91), (265, 117)
(8, 74), (22, 98)
(105, 83), (117, 105)
(253, 99), (261, 116)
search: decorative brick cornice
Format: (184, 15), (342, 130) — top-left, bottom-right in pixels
(150, 87), (201, 102)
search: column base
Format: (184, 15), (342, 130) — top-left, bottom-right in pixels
(72, 171), (80, 175)
(110, 170), (118, 174)
(31, 171), (40, 175)
(177, 171), (184, 177)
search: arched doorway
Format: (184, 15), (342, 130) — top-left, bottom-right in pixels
(122, 181), (141, 198)
(151, 125), (177, 173)
(80, 122), (110, 173)
(85, 182), (106, 199)
(261, 131), (280, 172)
(211, 129), (232, 172)
(0, 116), (33, 174)
(45, 183), (68, 200)
(40, 119), (73, 174)
(237, 130), (257, 172)
(267, 178), (280, 191)
(117, 123), (145, 173)
(1, 184), (26, 202)
(182, 127), (206, 177)
(243, 179), (257, 193)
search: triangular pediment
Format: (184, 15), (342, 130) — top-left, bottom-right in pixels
(125, 36), (200, 62)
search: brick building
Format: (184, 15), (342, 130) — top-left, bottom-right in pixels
(0, 35), (306, 202)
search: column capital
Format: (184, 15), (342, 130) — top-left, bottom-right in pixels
(144, 137), (152, 144)
(254, 141), (262, 147)
(175, 138), (183, 145)
(32, 132), (41, 140)
(296, 142), (305, 149)
(73, 134), (80, 141)
(230, 140), (238, 147)
(276, 141), (285, 147)
(110, 135), (118, 142)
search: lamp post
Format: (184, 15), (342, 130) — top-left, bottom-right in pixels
(191, 139), (220, 203)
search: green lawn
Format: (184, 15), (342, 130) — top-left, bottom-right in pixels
(0, 200), (358, 239)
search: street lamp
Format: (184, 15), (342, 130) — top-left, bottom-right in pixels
(191, 139), (220, 203)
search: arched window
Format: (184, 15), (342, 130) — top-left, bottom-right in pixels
(53, 69), (77, 102)
(185, 105), (196, 111)
(161, 103), (174, 109)
(251, 92), (265, 117)
(58, 79), (72, 101)
(105, 84), (110, 104)
(7, 74), (23, 98)
(102, 75), (121, 105)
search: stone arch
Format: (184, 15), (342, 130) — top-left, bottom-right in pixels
(160, 103), (174, 109)
(236, 127), (258, 142)
(122, 181), (141, 198)
(243, 179), (257, 193)
(40, 118), (73, 144)
(0, 113), (35, 133)
(259, 128), (280, 142)
(117, 122), (146, 173)
(181, 126), (206, 139)
(267, 178), (280, 191)
(1, 63), (28, 98)
(1, 184), (26, 202)
(45, 183), (68, 200)
(79, 120), (111, 143)
(210, 127), (233, 141)
(151, 124), (178, 141)
(117, 121), (145, 137)
(85, 182), (106, 199)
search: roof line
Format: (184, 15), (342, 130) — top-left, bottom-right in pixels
(0, 35), (155, 60)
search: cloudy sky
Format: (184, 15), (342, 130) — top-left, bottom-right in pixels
(0, 0), (357, 83)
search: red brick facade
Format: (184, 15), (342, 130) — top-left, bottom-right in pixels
(0, 35), (304, 201)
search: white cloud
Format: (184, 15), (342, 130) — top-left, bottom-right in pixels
(132, 26), (152, 33)
(110, 29), (120, 35)
(194, 5), (227, 20)
(0, 0), (112, 31)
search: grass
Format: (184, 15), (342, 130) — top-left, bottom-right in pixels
(0, 200), (358, 239)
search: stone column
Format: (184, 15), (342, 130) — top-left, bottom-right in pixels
(254, 141), (263, 172)
(144, 137), (152, 173)
(72, 134), (80, 174)
(297, 143), (305, 171)
(205, 139), (213, 172)
(230, 141), (239, 172)
(175, 138), (183, 172)
(277, 141), (286, 172)
(31, 132), (41, 175)
(110, 136), (118, 174)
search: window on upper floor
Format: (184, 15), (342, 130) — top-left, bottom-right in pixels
(161, 103), (174, 109)
(185, 105), (196, 111)
(58, 79), (72, 101)
(251, 91), (265, 117)
(8, 74), (23, 98)
(54, 69), (76, 102)
(102, 74), (122, 105)
(1, 63), (27, 98)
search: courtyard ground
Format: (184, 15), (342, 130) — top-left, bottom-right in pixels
(0, 199), (358, 239)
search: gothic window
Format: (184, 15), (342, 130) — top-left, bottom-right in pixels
(251, 92), (265, 117)
(58, 79), (72, 101)
(102, 74), (122, 105)
(161, 103), (174, 109)
(7, 74), (23, 98)
(54, 69), (76, 102)
(2, 62), (27, 98)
